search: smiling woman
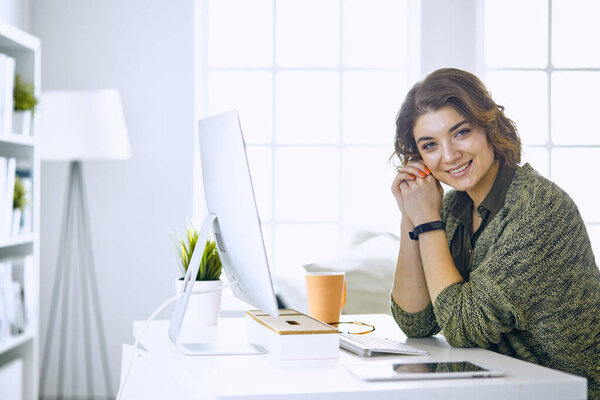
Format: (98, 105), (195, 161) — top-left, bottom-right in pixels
(390, 68), (600, 400)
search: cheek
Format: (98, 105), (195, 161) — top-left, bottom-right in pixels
(421, 153), (439, 171)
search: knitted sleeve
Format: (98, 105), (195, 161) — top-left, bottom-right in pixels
(432, 177), (596, 349)
(391, 296), (440, 338)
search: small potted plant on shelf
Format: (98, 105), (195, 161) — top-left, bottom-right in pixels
(11, 176), (27, 236)
(171, 221), (223, 327)
(13, 75), (38, 136)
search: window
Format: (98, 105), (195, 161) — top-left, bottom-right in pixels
(199, 0), (420, 271)
(481, 0), (600, 259)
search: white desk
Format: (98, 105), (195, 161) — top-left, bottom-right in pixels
(119, 314), (587, 399)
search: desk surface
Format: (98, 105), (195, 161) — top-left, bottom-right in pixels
(120, 314), (586, 400)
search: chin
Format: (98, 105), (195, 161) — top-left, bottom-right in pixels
(445, 178), (475, 192)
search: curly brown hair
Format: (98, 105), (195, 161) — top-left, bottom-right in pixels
(394, 68), (521, 168)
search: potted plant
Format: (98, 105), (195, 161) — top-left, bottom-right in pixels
(171, 222), (223, 327)
(13, 75), (38, 136)
(11, 176), (27, 235)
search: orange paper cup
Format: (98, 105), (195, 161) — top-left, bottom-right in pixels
(305, 272), (346, 324)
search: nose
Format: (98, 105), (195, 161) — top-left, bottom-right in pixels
(442, 142), (461, 165)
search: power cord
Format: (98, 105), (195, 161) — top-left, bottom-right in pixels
(115, 281), (238, 400)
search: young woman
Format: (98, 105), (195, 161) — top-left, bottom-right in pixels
(391, 68), (600, 399)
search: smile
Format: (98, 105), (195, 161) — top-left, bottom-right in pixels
(448, 160), (472, 175)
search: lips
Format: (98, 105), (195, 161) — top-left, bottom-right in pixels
(448, 160), (472, 175)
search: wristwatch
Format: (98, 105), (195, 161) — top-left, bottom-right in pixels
(409, 220), (445, 240)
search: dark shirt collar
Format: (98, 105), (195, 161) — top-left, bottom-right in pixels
(478, 163), (516, 213)
(451, 163), (516, 221)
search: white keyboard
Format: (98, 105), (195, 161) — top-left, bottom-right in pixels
(339, 333), (429, 357)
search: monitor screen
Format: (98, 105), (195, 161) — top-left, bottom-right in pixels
(197, 110), (279, 317)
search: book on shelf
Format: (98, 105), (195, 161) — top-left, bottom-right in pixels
(0, 157), (17, 238)
(0, 256), (33, 341)
(0, 158), (5, 233)
(0, 53), (15, 136)
(0, 160), (31, 239)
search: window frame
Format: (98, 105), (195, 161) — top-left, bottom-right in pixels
(195, 0), (422, 270)
(477, 0), (600, 226)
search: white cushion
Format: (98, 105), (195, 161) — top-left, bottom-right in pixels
(276, 230), (400, 315)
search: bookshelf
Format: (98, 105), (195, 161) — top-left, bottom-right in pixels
(0, 22), (40, 400)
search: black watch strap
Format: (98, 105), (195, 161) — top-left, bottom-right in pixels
(409, 220), (445, 240)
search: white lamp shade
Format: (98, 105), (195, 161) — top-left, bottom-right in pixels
(41, 89), (131, 161)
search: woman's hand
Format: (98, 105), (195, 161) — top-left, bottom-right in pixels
(391, 161), (443, 226)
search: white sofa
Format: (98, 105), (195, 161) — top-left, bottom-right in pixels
(273, 230), (400, 316)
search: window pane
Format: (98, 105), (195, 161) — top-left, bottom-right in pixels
(208, 0), (273, 67)
(484, 0), (547, 68)
(485, 71), (548, 146)
(276, 0), (340, 67)
(522, 146), (549, 178)
(274, 223), (339, 270)
(246, 146), (273, 220)
(342, 147), (400, 225)
(343, 0), (409, 68)
(552, 0), (600, 67)
(274, 147), (339, 220)
(586, 224), (600, 265)
(343, 72), (407, 144)
(552, 148), (600, 222)
(276, 72), (339, 144)
(208, 71), (273, 143)
(552, 72), (600, 145)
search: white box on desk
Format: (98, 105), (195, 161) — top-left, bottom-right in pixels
(246, 309), (339, 359)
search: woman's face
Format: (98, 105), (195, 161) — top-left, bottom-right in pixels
(413, 106), (498, 200)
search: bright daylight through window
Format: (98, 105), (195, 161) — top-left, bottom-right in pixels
(482, 0), (600, 259)
(200, 0), (420, 271)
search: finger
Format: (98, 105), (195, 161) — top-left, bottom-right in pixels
(396, 166), (422, 179)
(391, 174), (405, 194)
(407, 160), (431, 176)
(398, 162), (430, 178)
(391, 173), (415, 195)
(408, 160), (432, 176)
(393, 170), (417, 183)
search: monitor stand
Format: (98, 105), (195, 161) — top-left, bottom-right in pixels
(168, 213), (266, 356)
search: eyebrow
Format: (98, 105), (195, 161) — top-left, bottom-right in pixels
(416, 120), (468, 144)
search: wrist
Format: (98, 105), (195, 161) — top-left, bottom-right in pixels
(409, 220), (445, 241)
(411, 214), (442, 227)
(401, 216), (414, 230)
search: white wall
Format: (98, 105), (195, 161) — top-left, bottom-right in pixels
(421, 0), (478, 75)
(0, 0), (31, 31)
(31, 0), (195, 397)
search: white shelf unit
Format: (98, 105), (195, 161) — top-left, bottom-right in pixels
(0, 22), (40, 400)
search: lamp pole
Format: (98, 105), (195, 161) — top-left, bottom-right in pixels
(40, 161), (113, 398)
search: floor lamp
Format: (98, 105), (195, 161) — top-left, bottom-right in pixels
(39, 90), (131, 399)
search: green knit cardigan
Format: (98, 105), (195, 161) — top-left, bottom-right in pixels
(391, 164), (600, 399)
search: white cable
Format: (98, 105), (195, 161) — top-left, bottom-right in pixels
(115, 281), (238, 400)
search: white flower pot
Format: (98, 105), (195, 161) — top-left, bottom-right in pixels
(12, 110), (32, 136)
(174, 279), (222, 331)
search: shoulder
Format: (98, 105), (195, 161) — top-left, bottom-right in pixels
(500, 164), (581, 233)
(505, 163), (577, 215)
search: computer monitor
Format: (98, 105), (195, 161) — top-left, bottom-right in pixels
(168, 110), (279, 355)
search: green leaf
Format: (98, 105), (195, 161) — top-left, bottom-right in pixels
(170, 222), (222, 281)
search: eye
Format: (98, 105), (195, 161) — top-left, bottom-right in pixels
(455, 128), (471, 137)
(421, 142), (436, 151)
